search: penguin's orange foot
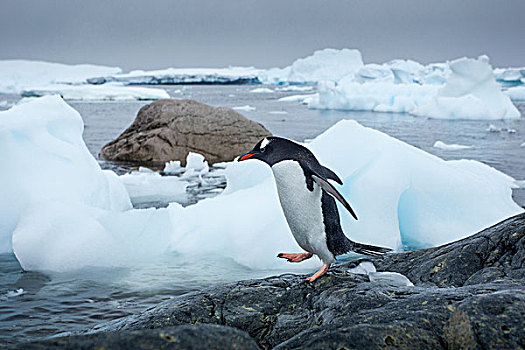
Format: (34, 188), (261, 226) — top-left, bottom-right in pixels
(277, 252), (313, 263)
(305, 263), (330, 282)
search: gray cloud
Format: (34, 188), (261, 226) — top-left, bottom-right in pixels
(1, 0), (524, 70)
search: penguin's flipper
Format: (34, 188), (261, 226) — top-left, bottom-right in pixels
(301, 164), (358, 221)
(321, 166), (343, 185)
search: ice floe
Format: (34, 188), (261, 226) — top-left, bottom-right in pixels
(119, 169), (188, 206)
(505, 86), (525, 101)
(433, 141), (473, 150)
(233, 105), (256, 111)
(0, 60), (121, 94)
(3, 97), (522, 272)
(250, 87), (273, 93)
(21, 84), (169, 101)
(278, 94), (317, 104)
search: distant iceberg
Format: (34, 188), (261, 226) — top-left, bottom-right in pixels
(21, 84), (169, 101)
(0, 60), (121, 94)
(259, 48), (364, 84)
(89, 67), (261, 85)
(310, 56), (520, 120)
(2, 96), (521, 272)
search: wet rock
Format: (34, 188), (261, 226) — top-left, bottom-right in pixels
(9, 324), (259, 350)
(100, 99), (271, 165)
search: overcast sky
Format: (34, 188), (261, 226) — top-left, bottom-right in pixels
(1, 0), (524, 70)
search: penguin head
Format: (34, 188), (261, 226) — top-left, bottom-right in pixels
(238, 137), (314, 166)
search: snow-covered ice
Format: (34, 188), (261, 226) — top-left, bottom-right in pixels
(0, 60), (121, 94)
(91, 67), (260, 85)
(21, 84), (169, 101)
(233, 105), (256, 111)
(433, 141), (473, 150)
(3, 97), (522, 272)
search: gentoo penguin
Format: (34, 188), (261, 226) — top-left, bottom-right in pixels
(239, 136), (391, 282)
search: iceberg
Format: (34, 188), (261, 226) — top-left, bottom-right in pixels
(21, 84), (169, 101)
(259, 48), (364, 84)
(311, 56), (520, 120)
(413, 56), (520, 119)
(0, 96), (131, 253)
(0, 60), (121, 94)
(90, 67), (260, 85)
(3, 97), (522, 272)
(309, 79), (437, 113)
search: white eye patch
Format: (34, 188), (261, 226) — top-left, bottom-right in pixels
(260, 138), (270, 149)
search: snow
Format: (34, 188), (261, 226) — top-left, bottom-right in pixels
(433, 141), (473, 150)
(269, 111), (288, 115)
(21, 84), (169, 101)
(3, 98), (522, 272)
(92, 67), (260, 85)
(233, 105), (256, 111)
(250, 87), (273, 93)
(505, 86), (525, 101)
(311, 56), (520, 120)
(0, 60), (121, 94)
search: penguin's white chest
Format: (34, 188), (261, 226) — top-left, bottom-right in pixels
(272, 160), (334, 263)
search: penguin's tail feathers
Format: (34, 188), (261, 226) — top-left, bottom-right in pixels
(352, 242), (393, 257)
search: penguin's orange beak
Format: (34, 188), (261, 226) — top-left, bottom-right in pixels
(238, 152), (259, 161)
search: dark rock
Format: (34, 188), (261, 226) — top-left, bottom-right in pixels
(9, 324), (259, 350)
(99, 99), (271, 165)
(12, 213), (525, 349)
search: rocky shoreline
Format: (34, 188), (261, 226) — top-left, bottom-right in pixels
(11, 213), (525, 349)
